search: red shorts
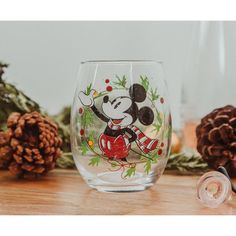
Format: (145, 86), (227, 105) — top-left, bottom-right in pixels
(99, 134), (131, 159)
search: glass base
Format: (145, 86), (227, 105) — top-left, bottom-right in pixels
(89, 184), (151, 192)
(85, 171), (159, 192)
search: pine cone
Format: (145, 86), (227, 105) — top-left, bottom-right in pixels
(0, 130), (12, 169)
(0, 111), (62, 179)
(196, 105), (236, 176)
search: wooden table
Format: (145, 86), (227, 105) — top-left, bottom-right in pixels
(0, 169), (235, 215)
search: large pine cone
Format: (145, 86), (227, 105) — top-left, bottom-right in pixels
(196, 105), (236, 176)
(0, 111), (62, 179)
(0, 130), (12, 169)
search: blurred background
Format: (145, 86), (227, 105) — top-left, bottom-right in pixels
(0, 21), (195, 130)
(1, 21), (236, 133)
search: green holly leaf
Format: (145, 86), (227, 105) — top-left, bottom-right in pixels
(81, 140), (88, 155)
(150, 88), (159, 102)
(144, 160), (152, 174)
(113, 75), (127, 88)
(85, 83), (92, 95)
(140, 75), (149, 91)
(124, 166), (136, 178)
(88, 156), (101, 166)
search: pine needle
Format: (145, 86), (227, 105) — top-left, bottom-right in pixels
(166, 153), (209, 173)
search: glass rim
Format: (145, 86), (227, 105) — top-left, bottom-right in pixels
(80, 60), (163, 64)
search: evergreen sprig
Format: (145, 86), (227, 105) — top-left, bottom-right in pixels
(89, 156), (101, 166)
(81, 140), (89, 155)
(140, 75), (149, 91)
(79, 107), (95, 128)
(113, 75), (127, 88)
(166, 153), (209, 173)
(56, 152), (75, 169)
(85, 83), (92, 95)
(152, 112), (163, 133)
(150, 87), (159, 102)
(124, 166), (136, 177)
(144, 160), (152, 174)
(140, 152), (159, 174)
(0, 62), (41, 131)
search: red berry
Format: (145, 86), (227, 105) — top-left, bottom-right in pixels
(79, 107), (83, 114)
(80, 129), (85, 136)
(105, 79), (110, 84)
(158, 149), (163, 155)
(106, 86), (113, 92)
(161, 142), (164, 147)
(160, 97), (164, 104)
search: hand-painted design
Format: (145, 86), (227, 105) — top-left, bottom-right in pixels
(77, 75), (167, 178)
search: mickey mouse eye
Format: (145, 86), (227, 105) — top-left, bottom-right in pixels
(114, 102), (121, 109)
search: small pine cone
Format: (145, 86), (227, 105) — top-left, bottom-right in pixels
(3, 111), (62, 179)
(0, 130), (12, 169)
(196, 105), (236, 176)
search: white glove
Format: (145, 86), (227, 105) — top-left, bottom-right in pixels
(78, 89), (95, 107)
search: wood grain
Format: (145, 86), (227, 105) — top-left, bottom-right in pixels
(0, 169), (235, 215)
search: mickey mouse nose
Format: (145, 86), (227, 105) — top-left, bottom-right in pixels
(103, 95), (109, 103)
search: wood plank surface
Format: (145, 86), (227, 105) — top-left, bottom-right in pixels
(0, 169), (235, 215)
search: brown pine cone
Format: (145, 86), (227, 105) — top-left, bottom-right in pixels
(196, 105), (236, 176)
(0, 111), (62, 179)
(0, 130), (12, 169)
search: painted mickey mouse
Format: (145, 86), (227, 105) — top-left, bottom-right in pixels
(79, 84), (159, 160)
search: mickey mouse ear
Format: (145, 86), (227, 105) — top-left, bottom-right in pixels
(138, 107), (154, 125)
(129, 84), (146, 103)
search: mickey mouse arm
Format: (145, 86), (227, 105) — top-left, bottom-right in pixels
(125, 128), (137, 143)
(91, 105), (109, 122)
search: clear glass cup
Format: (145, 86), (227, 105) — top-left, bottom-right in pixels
(71, 60), (172, 192)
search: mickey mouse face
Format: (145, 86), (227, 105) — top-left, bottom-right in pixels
(102, 95), (133, 126)
(102, 83), (154, 127)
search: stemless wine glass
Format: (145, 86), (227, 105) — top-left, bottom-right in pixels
(71, 60), (171, 192)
